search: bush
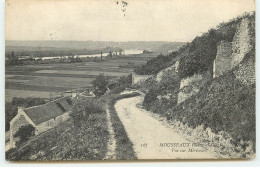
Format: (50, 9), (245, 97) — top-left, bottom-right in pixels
(142, 68), (180, 113)
(70, 98), (105, 127)
(178, 29), (218, 78)
(92, 74), (109, 96)
(143, 89), (158, 110)
(14, 124), (35, 146)
(109, 74), (132, 94)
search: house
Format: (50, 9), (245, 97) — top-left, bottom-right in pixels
(79, 91), (96, 98)
(71, 89), (95, 100)
(9, 97), (74, 148)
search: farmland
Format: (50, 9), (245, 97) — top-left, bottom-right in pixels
(5, 56), (153, 102)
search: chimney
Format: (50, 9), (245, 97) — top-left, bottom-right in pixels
(17, 106), (25, 114)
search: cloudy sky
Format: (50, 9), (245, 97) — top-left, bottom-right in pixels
(5, 0), (255, 42)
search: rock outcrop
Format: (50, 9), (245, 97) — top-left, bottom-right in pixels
(231, 18), (253, 68)
(213, 40), (232, 78)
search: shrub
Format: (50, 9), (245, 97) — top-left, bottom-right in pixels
(14, 124), (35, 146)
(70, 98), (105, 127)
(109, 74), (132, 94)
(92, 74), (109, 96)
(178, 29), (218, 78)
(142, 67), (180, 113)
(143, 89), (158, 110)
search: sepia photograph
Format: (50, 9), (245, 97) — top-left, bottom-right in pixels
(4, 0), (255, 161)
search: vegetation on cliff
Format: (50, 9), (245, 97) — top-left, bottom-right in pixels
(134, 52), (178, 75)
(140, 12), (255, 155)
(167, 54), (255, 151)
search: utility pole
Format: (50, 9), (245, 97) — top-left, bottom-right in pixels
(101, 51), (102, 61)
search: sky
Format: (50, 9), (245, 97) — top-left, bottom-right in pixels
(5, 0), (255, 42)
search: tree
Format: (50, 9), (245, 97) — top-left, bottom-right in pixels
(92, 74), (109, 96)
(14, 124), (35, 146)
(11, 51), (15, 60)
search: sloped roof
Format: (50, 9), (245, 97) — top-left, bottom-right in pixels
(24, 97), (73, 125)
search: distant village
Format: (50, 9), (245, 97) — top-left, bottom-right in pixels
(5, 48), (128, 66)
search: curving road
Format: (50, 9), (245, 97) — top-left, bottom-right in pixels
(115, 95), (216, 159)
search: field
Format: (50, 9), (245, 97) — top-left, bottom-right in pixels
(5, 56), (152, 102)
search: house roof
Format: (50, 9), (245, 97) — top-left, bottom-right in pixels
(23, 97), (73, 125)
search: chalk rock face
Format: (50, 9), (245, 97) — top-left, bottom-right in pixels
(156, 60), (179, 82)
(177, 74), (203, 104)
(231, 18), (253, 68)
(213, 40), (232, 78)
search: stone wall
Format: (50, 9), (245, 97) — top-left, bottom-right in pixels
(213, 40), (232, 78)
(132, 73), (150, 84)
(231, 18), (253, 68)
(36, 112), (70, 135)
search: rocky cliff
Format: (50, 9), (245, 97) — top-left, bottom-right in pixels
(138, 12), (255, 157)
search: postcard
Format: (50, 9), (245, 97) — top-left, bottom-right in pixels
(5, 0), (255, 160)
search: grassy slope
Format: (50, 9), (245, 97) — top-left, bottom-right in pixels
(6, 92), (140, 161)
(140, 13), (255, 153)
(6, 112), (109, 161)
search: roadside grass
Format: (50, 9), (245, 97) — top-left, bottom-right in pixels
(6, 112), (109, 161)
(107, 92), (140, 160)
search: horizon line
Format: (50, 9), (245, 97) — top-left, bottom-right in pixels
(5, 40), (188, 43)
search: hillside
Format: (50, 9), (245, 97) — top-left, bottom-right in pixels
(135, 12), (255, 158)
(6, 92), (140, 161)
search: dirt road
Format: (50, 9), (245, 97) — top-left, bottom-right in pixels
(115, 95), (216, 159)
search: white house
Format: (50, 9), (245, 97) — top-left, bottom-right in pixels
(9, 97), (73, 148)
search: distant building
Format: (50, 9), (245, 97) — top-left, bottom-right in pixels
(9, 97), (73, 148)
(17, 56), (30, 60)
